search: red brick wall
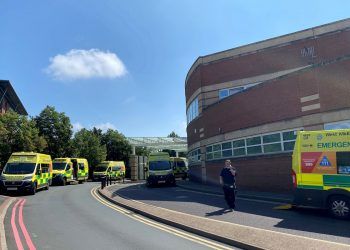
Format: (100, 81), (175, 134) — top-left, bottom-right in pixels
(185, 29), (350, 101)
(205, 154), (293, 193)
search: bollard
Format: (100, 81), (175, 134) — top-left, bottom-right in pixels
(109, 175), (112, 185)
(101, 176), (106, 189)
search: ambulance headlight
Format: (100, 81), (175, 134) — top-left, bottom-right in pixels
(23, 175), (33, 181)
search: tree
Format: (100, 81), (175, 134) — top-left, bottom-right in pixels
(72, 128), (106, 170)
(101, 129), (131, 163)
(0, 111), (46, 167)
(35, 106), (73, 158)
(167, 131), (179, 138)
(135, 146), (152, 156)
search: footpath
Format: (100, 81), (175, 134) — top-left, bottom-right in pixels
(98, 183), (350, 250)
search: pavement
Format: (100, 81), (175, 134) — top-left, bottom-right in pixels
(100, 182), (350, 249)
(176, 180), (292, 203)
(1, 183), (233, 250)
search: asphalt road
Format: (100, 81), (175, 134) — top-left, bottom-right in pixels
(112, 182), (350, 245)
(3, 183), (235, 250)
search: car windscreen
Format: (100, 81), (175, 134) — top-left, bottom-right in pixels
(3, 163), (36, 174)
(94, 165), (108, 172)
(112, 166), (121, 171)
(176, 161), (187, 168)
(149, 161), (171, 171)
(53, 163), (67, 170)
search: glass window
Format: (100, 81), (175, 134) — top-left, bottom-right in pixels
(336, 152), (350, 174)
(263, 143), (282, 153)
(283, 131), (297, 141)
(222, 150), (232, 157)
(206, 153), (213, 160)
(229, 87), (244, 96)
(263, 133), (281, 143)
(234, 148), (246, 156)
(206, 146), (212, 152)
(222, 142), (232, 150)
(186, 97), (199, 124)
(219, 89), (229, 99)
(246, 136), (261, 146)
(232, 139), (245, 148)
(283, 141), (295, 151)
(247, 146), (262, 155)
(213, 144), (221, 152)
(325, 120), (350, 130)
(213, 151), (222, 159)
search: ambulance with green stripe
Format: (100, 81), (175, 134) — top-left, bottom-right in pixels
(71, 158), (89, 183)
(170, 157), (188, 180)
(0, 152), (52, 195)
(107, 161), (126, 181)
(52, 158), (74, 185)
(145, 152), (175, 186)
(292, 130), (350, 218)
(93, 161), (122, 181)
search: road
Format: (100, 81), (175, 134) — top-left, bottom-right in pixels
(2, 183), (235, 250)
(112, 182), (350, 245)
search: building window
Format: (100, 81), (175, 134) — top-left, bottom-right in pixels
(204, 129), (299, 161)
(218, 82), (261, 100)
(188, 148), (201, 164)
(324, 120), (350, 130)
(186, 97), (199, 124)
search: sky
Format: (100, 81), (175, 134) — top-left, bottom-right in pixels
(1, 0), (350, 137)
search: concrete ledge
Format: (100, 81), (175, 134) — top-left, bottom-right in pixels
(98, 185), (349, 250)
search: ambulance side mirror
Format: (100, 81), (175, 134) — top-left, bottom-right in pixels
(144, 167), (148, 172)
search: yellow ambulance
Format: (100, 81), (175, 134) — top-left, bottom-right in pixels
(170, 157), (188, 180)
(145, 152), (175, 187)
(108, 161), (126, 181)
(52, 158), (74, 185)
(292, 130), (350, 218)
(71, 158), (89, 184)
(0, 152), (52, 195)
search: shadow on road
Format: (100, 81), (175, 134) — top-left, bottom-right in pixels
(111, 183), (350, 241)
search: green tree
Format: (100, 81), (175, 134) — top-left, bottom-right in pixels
(101, 129), (131, 163)
(167, 131), (179, 138)
(135, 146), (152, 156)
(35, 106), (73, 158)
(0, 111), (47, 167)
(72, 128), (106, 169)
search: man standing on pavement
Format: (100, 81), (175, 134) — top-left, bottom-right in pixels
(220, 159), (237, 210)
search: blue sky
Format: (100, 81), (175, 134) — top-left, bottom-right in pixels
(1, 0), (349, 137)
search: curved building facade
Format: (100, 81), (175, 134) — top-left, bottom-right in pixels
(185, 18), (350, 192)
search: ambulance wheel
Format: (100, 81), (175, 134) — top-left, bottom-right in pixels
(62, 178), (66, 186)
(44, 183), (49, 190)
(328, 195), (350, 219)
(78, 180), (83, 184)
(29, 183), (37, 195)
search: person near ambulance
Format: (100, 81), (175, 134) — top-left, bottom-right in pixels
(220, 159), (237, 210)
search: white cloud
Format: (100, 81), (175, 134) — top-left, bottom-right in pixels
(72, 122), (84, 133)
(46, 49), (127, 80)
(93, 122), (117, 132)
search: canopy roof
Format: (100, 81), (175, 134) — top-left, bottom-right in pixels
(127, 137), (187, 152)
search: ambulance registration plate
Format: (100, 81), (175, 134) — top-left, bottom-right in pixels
(158, 180), (166, 184)
(7, 187), (18, 191)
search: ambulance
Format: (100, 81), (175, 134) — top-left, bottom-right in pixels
(145, 152), (175, 187)
(292, 130), (350, 218)
(170, 157), (188, 180)
(93, 161), (118, 181)
(108, 161), (126, 181)
(0, 152), (52, 195)
(71, 158), (89, 183)
(52, 158), (74, 185)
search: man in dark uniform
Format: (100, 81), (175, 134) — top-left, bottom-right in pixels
(220, 159), (237, 210)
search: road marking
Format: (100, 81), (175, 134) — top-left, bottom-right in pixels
(91, 187), (233, 250)
(11, 199), (24, 250)
(18, 199), (36, 250)
(0, 197), (15, 250)
(110, 184), (350, 248)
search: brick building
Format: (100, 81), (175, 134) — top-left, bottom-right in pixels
(0, 80), (27, 115)
(185, 18), (350, 193)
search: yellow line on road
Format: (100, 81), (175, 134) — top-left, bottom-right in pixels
(90, 187), (234, 250)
